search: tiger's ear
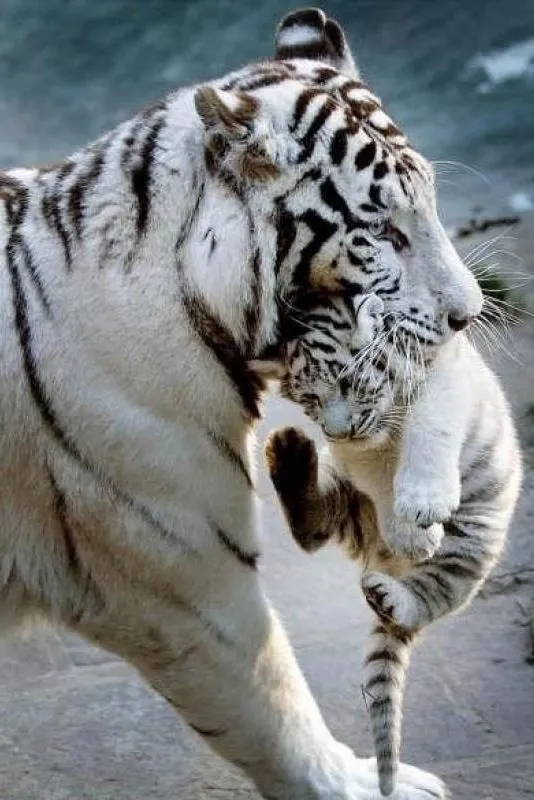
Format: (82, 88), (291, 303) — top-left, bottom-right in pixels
(274, 7), (359, 77)
(194, 86), (280, 181)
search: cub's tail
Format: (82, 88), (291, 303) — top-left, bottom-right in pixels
(364, 622), (416, 796)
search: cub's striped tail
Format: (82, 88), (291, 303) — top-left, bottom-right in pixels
(364, 622), (416, 796)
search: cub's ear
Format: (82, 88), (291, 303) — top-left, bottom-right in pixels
(247, 358), (286, 381)
(274, 7), (359, 77)
(194, 86), (280, 181)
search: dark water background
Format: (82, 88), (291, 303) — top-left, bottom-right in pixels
(1, 0), (533, 225)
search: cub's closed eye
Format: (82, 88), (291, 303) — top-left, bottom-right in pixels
(370, 219), (410, 252)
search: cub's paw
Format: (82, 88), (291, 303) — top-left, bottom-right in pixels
(393, 473), (461, 527)
(362, 571), (421, 630)
(265, 427), (318, 500)
(386, 519), (444, 562)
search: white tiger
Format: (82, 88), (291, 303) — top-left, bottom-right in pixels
(0, 8), (481, 799)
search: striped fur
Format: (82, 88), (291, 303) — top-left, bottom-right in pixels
(266, 293), (522, 796)
(0, 8), (470, 797)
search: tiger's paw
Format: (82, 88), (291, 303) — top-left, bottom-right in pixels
(265, 426), (318, 500)
(393, 471), (461, 527)
(362, 571), (422, 630)
(386, 519), (444, 562)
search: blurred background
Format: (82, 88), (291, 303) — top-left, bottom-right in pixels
(1, 0), (534, 227)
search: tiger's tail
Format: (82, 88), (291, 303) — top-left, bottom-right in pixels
(364, 621), (416, 797)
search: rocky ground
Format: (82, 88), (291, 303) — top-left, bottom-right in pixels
(1, 215), (533, 799)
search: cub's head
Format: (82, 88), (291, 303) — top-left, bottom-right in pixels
(257, 292), (417, 449)
(192, 7), (483, 354)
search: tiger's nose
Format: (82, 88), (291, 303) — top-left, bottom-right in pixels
(447, 311), (474, 332)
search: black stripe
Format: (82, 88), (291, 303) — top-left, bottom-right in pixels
(67, 146), (106, 238)
(189, 723), (226, 738)
(365, 648), (402, 667)
(442, 521), (469, 538)
(275, 204), (297, 275)
(294, 209), (338, 289)
(351, 236), (372, 248)
(320, 176), (355, 228)
(423, 569), (455, 604)
(355, 140), (377, 171)
(307, 311), (352, 329)
(298, 99), (337, 163)
(45, 463), (107, 623)
(406, 577), (432, 606)
(433, 559), (483, 580)
(344, 488), (364, 551)
(175, 180), (204, 255)
(291, 88), (325, 133)
(366, 673), (392, 692)
(314, 65), (342, 84)
(9, 234), (52, 316)
(243, 248), (262, 357)
(208, 430), (252, 487)
(181, 289), (264, 419)
(216, 527), (259, 570)
(46, 465), (83, 576)
(369, 696), (393, 712)
(375, 276), (401, 296)
(42, 162), (75, 269)
(131, 114), (166, 238)
(330, 128), (348, 165)
(460, 444), (493, 485)
(374, 162), (388, 180)
(222, 63), (295, 91)
(369, 183), (387, 209)
(233, 73), (288, 92)
(461, 482), (500, 506)
(277, 41), (334, 63)
(120, 117), (145, 169)
(0, 173), (28, 224)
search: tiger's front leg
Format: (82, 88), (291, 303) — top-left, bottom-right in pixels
(73, 549), (446, 800)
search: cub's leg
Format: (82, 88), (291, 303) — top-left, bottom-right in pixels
(362, 519), (503, 631)
(265, 426), (367, 560)
(392, 348), (468, 542)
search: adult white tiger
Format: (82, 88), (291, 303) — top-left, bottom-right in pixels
(0, 8), (481, 800)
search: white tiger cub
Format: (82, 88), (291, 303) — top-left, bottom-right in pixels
(265, 292), (522, 796)
(0, 6), (483, 798)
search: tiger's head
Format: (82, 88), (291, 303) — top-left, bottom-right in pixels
(189, 8), (482, 357)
